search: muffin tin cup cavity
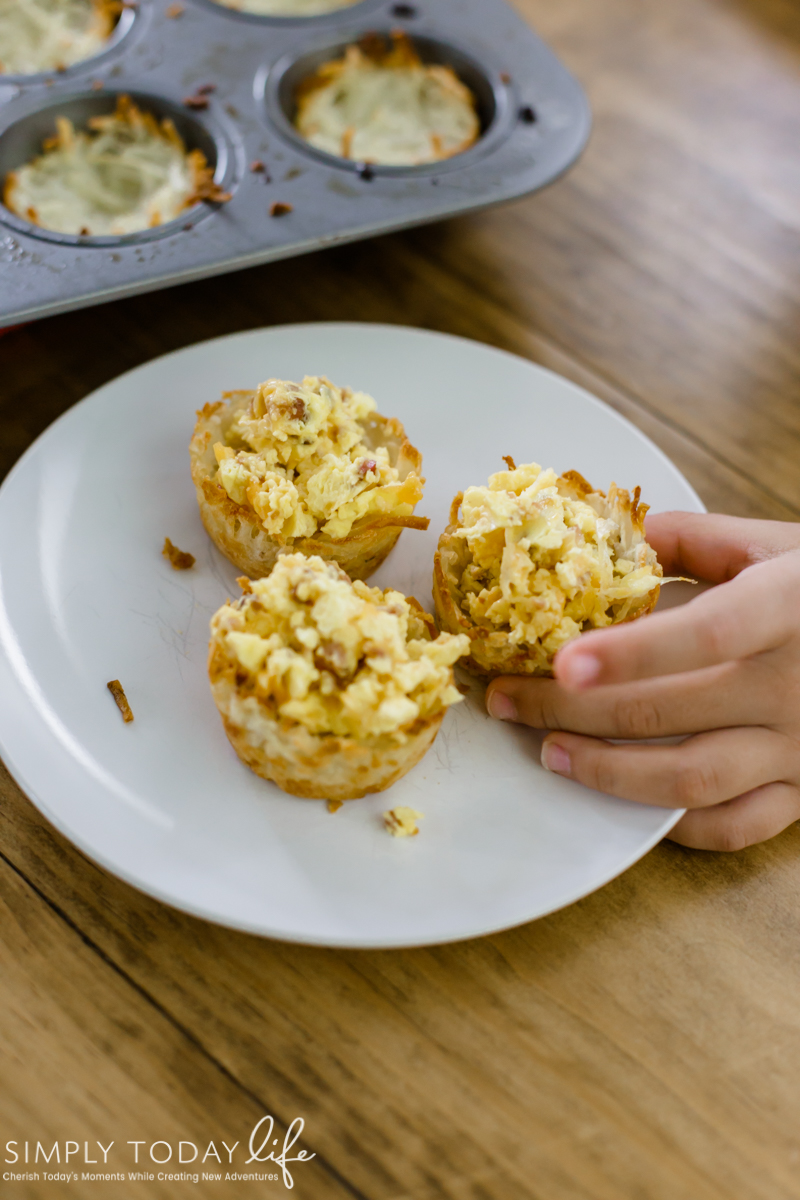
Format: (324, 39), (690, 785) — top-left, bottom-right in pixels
(192, 0), (382, 27)
(0, 89), (234, 246)
(0, 6), (139, 87)
(263, 31), (511, 176)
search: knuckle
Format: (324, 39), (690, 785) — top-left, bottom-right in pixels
(611, 694), (663, 740)
(711, 820), (752, 854)
(696, 615), (730, 662)
(534, 687), (564, 731)
(586, 751), (618, 796)
(672, 760), (720, 808)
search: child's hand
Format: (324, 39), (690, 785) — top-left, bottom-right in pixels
(486, 513), (800, 851)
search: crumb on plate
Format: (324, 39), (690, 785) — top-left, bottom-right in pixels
(327, 799), (343, 813)
(107, 679), (134, 723)
(384, 806), (423, 837)
(270, 201), (292, 216)
(162, 537), (195, 569)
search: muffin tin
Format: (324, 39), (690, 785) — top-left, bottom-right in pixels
(0, 0), (590, 327)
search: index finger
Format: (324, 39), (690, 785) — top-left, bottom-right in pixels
(554, 548), (800, 689)
(644, 511), (800, 580)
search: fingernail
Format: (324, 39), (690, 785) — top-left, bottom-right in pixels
(541, 741), (571, 776)
(487, 690), (517, 722)
(560, 653), (601, 690)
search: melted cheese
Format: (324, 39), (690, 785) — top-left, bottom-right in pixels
(4, 95), (207, 236)
(210, 554), (469, 739)
(455, 462), (665, 658)
(0, 0), (116, 75)
(213, 376), (423, 540)
(214, 0), (358, 13)
(295, 32), (480, 166)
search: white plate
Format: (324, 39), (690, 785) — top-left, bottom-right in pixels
(0, 324), (702, 947)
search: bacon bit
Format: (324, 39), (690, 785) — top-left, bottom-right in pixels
(269, 201), (292, 217)
(183, 94), (209, 110)
(316, 640), (349, 679)
(326, 800), (343, 813)
(196, 83), (216, 95)
(78, 226), (90, 236)
(358, 458), (377, 477)
(166, 1), (184, 15)
(250, 159), (265, 173)
(107, 680), (134, 723)
(162, 537), (195, 570)
(358, 31), (388, 60)
(502, 455), (517, 471)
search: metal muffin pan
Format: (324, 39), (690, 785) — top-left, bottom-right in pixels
(0, 0), (591, 327)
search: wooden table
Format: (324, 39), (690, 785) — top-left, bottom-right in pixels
(2, 0), (799, 1196)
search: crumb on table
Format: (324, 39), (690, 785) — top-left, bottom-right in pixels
(162, 537), (195, 570)
(384, 807), (423, 837)
(107, 680), (134, 723)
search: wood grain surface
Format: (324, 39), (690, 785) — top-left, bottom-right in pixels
(1, 0), (799, 1197)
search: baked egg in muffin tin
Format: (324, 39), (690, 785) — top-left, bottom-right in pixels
(0, 0), (590, 324)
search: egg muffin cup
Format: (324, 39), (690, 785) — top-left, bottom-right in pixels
(209, 647), (447, 800)
(433, 468), (664, 679)
(190, 388), (428, 582)
(294, 30), (481, 167)
(0, 0), (120, 77)
(208, 557), (469, 800)
(3, 94), (227, 237)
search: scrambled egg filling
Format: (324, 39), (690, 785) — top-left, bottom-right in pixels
(0, 0), (116, 76)
(455, 462), (663, 657)
(4, 95), (211, 236)
(384, 807), (423, 837)
(295, 32), (480, 166)
(211, 554), (469, 739)
(213, 376), (423, 541)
